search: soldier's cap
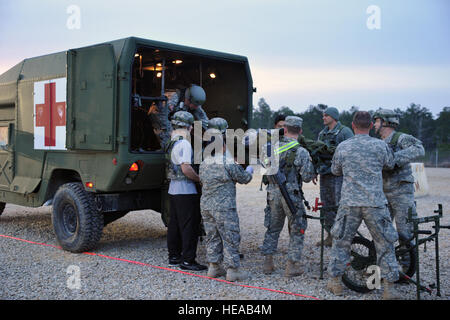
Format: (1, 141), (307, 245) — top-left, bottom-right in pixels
(284, 116), (303, 128)
(171, 111), (194, 128)
(324, 107), (340, 121)
(208, 117), (228, 133)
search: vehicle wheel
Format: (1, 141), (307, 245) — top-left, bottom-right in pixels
(0, 202), (5, 216)
(395, 235), (416, 283)
(342, 236), (377, 293)
(103, 211), (129, 226)
(52, 182), (104, 253)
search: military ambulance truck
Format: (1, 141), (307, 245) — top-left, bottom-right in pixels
(0, 37), (253, 252)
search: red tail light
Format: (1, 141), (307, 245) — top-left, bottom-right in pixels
(129, 162), (139, 172)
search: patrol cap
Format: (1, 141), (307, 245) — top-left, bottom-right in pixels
(284, 116), (303, 128)
(171, 111), (194, 128)
(324, 107), (340, 121)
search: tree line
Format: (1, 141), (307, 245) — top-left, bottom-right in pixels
(250, 99), (450, 167)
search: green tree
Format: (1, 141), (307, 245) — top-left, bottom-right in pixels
(339, 106), (359, 129)
(299, 104), (328, 139)
(435, 107), (450, 145)
(251, 98), (274, 129)
(397, 103), (435, 148)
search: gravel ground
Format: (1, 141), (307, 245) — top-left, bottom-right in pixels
(0, 168), (448, 300)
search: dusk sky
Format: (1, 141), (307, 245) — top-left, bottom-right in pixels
(1, 0), (449, 116)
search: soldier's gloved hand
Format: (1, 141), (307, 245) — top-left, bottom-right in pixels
(245, 165), (254, 174)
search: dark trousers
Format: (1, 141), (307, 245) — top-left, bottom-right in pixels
(320, 173), (343, 231)
(167, 194), (201, 263)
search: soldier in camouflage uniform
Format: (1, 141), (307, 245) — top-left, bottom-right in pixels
(261, 116), (316, 277)
(316, 107), (353, 247)
(327, 111), (402, 300)
(373, 109), (425, 243)
(158, 84), (209, 150)
(199, 119), (254, 282)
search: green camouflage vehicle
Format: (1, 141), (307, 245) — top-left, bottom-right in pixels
(0, 37), (253, 252)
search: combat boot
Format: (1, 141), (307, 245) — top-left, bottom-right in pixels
(284, 260), (304, 277)
(207, 263), (226, 278)
(226, 267), (249, 282)
(382, 279), (402, 300)
(263, 255), (275, 275)
(326, 276), (343, 296)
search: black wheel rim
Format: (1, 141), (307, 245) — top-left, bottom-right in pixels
(342, 237), (377, 293)
(345, 243), (373, 288)
(62, 203), (78, 235)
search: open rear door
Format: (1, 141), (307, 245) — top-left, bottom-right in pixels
(66, 44), (117, 151)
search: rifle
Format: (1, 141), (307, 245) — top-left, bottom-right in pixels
(242, 128), (308, 215)
(263, 134), (308, 218)
(265, 159), (302, 218)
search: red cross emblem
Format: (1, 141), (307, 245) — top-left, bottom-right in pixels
(35, 82), (66, 147)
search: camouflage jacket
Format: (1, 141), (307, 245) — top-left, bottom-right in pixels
(382, 131), (425, 190)
(199, 155), (252, 211)
(156, 90), (208, 150)
(332, 134), (395, 207)
(317, 121), (354, 175)
(266, 136), (316, 193)
(168, 90), (209, 126)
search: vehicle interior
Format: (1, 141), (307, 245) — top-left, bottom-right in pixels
(129, 46), (249, 153)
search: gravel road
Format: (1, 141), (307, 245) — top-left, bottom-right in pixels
(0, 168), (448, 300)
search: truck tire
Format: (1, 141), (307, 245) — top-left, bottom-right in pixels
(52, 182), (104, 253)
(0, 202), (5, 216)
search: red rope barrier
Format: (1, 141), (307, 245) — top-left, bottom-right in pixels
(0, 234), (320, 300)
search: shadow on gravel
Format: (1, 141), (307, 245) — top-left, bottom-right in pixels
(96, 236), (168, 255)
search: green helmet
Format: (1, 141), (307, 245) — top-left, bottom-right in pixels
(171, 111), (194, 128)
(208, 117), (228, 134)
(373, 109), (399, 127)
(186, 85), (206, 106)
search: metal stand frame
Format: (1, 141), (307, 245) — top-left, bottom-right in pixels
(407, 204), (443, 300)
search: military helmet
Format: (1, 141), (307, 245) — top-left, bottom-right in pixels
(373, 109), (399, 127)
(208, 117), (228, 134)
(186, 84), (206, 106)
(171, 111), (194, 128)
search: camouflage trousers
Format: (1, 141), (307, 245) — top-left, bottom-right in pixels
(385, 182), (415, 242)
(328, 206), (400, 282)
(201, 208), (241, 269)
(261, 186), (307, 262)
(319, 173), (343, 231)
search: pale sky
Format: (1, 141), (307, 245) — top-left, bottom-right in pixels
(1, 0), (449, 116)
